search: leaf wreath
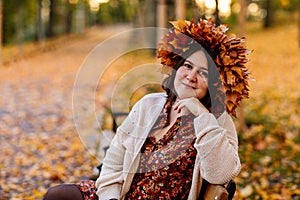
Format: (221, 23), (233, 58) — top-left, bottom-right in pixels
(157, 18), (252, 117)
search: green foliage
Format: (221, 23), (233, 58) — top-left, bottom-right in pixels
(2, 0), (15, 44)
(95, 0), (138, 24)
(3, 0), (37, 44)
(1, 0), (299, 45)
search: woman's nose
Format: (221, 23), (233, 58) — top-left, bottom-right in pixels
(186, 70), (197, 82)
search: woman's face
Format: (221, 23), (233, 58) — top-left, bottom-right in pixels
(174, 50), (209, 100)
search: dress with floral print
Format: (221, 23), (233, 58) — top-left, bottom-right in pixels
(125, 106), (197, 200)
(75, 179), (98, 200)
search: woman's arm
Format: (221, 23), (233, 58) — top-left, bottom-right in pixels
(95, 127), (126, 199)
(173, 97), (240, 184)
(193, 112), (241, 185)
(95, 105), (138, 199)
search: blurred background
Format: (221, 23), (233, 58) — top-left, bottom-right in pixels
(0, 0), (299, 199)
(0, 0), (299, 61)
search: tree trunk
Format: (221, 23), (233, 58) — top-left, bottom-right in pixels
(15, 5), (24, 54)
(36, 0), (44, 42)
(264, 0), (272, 28)
(136, 1), (145, 27)
(47, 0), (55, 38)
(214, 0), (220, 25)
(75, 0), (85, 34)
(156, 0), (167, 49)
(238, 0), (246, 36)
(65, 1), (73, 34)
(157, 0), (167, 28)
(175, 0), (185, 20)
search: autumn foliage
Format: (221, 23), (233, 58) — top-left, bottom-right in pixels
(0, 23), (299, 199)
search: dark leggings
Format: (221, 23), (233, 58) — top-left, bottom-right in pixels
(43, 184), (84, 200)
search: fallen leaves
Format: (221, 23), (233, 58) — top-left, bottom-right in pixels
(233, 23), (300, 199)
(0, 28), (158, 199)
(0, 79), (99, 199)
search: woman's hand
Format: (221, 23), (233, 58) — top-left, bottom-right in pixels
(174, 97), (209, 116)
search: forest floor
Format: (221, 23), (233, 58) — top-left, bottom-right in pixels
(0, 24), (135, 199)
(0, 22), (300, 199)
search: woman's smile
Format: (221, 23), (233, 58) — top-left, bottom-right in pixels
(182, 82), (196, 89)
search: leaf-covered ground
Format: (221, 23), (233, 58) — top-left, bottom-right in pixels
(0, 25), (131, 199)
(0, 23), (299, 199)
(234, 23), (300, 199)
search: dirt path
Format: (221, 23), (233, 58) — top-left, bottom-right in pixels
(0, 24), (132, 199)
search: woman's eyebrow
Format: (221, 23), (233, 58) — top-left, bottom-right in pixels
(185, 60), (208, 70)
(184, 60), (193, 65)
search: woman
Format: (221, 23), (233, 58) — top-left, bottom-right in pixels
(44, 18), (251, 200)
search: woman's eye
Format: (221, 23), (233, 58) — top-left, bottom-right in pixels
(199, 70), (208, 78)
(183, 63), (192, 69)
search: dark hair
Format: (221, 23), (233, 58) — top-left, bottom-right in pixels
(161, 43), (224, 114)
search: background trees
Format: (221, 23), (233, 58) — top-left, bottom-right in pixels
(0, 0), (299, 65)
(1, 0), (299, 45)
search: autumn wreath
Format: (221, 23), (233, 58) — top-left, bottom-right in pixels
(157, 18), (252, 117)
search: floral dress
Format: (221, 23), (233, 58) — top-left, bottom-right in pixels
(76, 179), (98, 200)
(125, 106), (197, 199)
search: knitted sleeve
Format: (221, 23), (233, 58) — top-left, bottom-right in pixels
(95, 101), (139, 199)
(193, 112), (241, 184)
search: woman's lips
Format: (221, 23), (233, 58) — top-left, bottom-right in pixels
(183, 83), (196, 89)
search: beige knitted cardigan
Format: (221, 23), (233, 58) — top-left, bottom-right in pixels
(96, 93), (241, 200)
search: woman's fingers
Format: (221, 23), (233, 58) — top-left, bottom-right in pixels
(174, 97), (208, 116)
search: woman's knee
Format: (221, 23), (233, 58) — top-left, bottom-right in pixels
(44, 184), (83, 200)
